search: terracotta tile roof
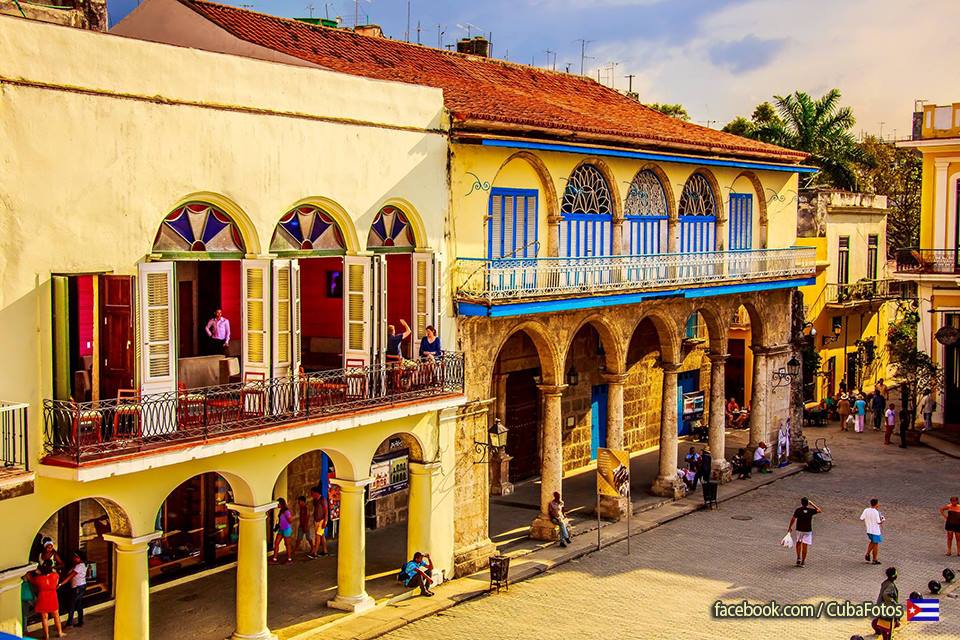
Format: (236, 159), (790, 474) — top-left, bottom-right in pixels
(179, 0), (806, 163)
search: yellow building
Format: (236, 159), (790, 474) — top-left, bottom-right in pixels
(796, 190), (903, 403)
(895, 102), (960, 426)
(0, 14), (462, 639)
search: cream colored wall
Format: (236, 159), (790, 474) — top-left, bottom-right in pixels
(824, 213), (888, 284)
(917, 148), (960, 249)
(449, 143), (800, 260)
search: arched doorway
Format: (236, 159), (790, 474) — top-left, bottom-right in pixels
(624, 168), (671, 256)
(560, 163), (615, 258)
(678, 171), (719, 253)
(493, 331), (544, 482)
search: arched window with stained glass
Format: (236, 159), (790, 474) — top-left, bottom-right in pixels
(624, 169), (669, 255)
(560, 164), (613, 258)
(678, 172), (718, 252)
(366, 205), (415, 251)
(271, 205), (347, 254)
(153, 202), (246, 255)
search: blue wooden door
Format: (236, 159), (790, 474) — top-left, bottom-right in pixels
(677, 371), (699, 436)
(728, 193), (753, 251)
(679, 216), (716, 252)
(488, 188), (538, 259)
(591, 384), (608, 460)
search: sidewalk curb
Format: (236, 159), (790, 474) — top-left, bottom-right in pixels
(920, 436), (960, 460)
(293, 464), (805, 640)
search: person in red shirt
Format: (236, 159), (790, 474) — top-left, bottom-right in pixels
(31, 561), (63, 639)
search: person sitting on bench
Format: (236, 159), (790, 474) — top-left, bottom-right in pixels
(731, 448), (751, 479)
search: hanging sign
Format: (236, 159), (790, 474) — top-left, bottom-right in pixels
(597, 447), (630, 498)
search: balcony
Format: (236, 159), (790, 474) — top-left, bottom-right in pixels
(894, 249), (960, 278)
(453, 247), (816, 313)
(825, 279), (916, 308)
(43, 354), (465, 465)
(0, 401), (33, 499)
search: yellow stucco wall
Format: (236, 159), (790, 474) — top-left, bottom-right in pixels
(916, 147), (960, 248)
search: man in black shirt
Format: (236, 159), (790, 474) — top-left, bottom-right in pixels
(386, 319), (412, 358)
(787, 496), (822, 567)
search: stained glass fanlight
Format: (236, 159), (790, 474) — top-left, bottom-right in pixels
(271, 205), (346, 253)
(561, 164), (612, 214)
(367, 205), (414, 249)
(153, 202), (245, 253)
(625, 170), (668, 216)
(678, 173), (717, 216)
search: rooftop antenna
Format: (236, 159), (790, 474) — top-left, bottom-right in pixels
(626, 73), (635, 93)
(456, 22), (481, 38)
(324, 2), (330, 19)
(879, 121), (885, 139)
(565, 62), (572, 73)
(545, 49), (557, 71)
(606, 61), (619, 88)
(405, 1), (410, 42)
(445, 43), (455, 51)
(575, 38), (594, 76)
(417, 20), (421, 45)
(437, 24), (444, 48)
(305, 3), (314, 18)
(240, 2), (254, 7)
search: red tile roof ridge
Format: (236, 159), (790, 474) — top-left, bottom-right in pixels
(177, 0), (807, 163)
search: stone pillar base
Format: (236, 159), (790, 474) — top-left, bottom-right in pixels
(529, 514), (559, 541)
(597, 494), (628, 521)
(231, 631), (277, 640)
(650, 474), (687, 499)
(453, 538), (498, 577)
(711, 459), (733, 484)
(327, 593), (375, 613)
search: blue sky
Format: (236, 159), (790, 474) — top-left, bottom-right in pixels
(108, 0), (960, 137)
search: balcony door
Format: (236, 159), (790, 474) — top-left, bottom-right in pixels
(488, 188), (538, 260)
(678, 172), (718, 253)
(728, 194), (753, 251)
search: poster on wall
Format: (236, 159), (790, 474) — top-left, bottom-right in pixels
(682, 390), (705, 419)
(327, 467), (341, 522)
(369, 448), (409, 500)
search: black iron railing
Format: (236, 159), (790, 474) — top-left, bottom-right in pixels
(0, 402), (29, 470)
(825, 279), (916, 305)
(895, 248), (960, 274)
(44, 353), (465, 463)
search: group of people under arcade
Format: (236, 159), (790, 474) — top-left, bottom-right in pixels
(270, 487), (330, 564)
(21, 538), (88, 640)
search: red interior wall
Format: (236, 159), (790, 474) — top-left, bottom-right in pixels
(387, 254), (412, 330)
(76, 275), (94, 357)
(301, 257), (343, 338)
(220, 261), (242, 329)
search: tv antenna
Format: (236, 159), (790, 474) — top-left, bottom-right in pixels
(545, 49), (557, 71)
(575, 39), (594, 76)
(456, 22), (481, 38)
(305, 3), (314, 17)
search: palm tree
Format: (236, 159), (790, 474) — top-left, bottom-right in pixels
(752, 90), (861, 189)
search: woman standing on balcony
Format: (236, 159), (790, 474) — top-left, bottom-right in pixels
(271, 498), (295, 564)
(418, 326), (442, 361)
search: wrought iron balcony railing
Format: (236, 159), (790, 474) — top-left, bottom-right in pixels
(454, 247), (817, 303)
(825, 279), (916, 306)
(0, 401), (29, 470)
(43, 353), (464, 464)
(895, 248), (960, 275)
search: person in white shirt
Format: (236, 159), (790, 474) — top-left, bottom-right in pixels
(753, 441), (771, 473)
(860, 498), (885, 565)
(204, 308), (231, 355)
(59, 550), (87, 627)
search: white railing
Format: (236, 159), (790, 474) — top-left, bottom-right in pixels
(454, 247), (817, 302)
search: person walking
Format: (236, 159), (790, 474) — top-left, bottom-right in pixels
(920, 389), (936, 431)
(940, 496), (960, 555)
(854, 394), (867, 433)
(271, 497), (295, 564)
(861, 498), (885, 564)
(874, 566), (900, 640)
(871, 388), (886, 432)
(787, 497), (822, 567)
(309, 486), (329, 558)
(883, 403), (896, 445)
(837, 394), (851, 431)
(697, 447), (713, 489)
(294, 495), (313, 560)
(30, 561), (63, 640)
(60, 550), (87, 628)
(898, 404), (910, 449)
(548, 491), (573, 548)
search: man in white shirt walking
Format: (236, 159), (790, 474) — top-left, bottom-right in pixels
(860, 498), (885, 565)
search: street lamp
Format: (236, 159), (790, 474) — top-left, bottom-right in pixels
(566, 367), (580, 386)
(771, 356), (802, 389)
(474, 418), (509, 463)
(821, 322), (842, 346)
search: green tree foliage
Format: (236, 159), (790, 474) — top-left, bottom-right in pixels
(721, 116), (753, 137)
(887, 303), (942, 428)
(856, 135), (922, 256)
(645, 103), (690, 121)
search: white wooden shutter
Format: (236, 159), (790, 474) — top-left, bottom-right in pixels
(343, 256), (371, 366)
(373, 254), (388, 362)
(242, 259), (271, 379)
(272, 259), (292, 380)
(138, 262), (176, 396)
(411, 252), (435, 353)
(291, 259), (301, 377)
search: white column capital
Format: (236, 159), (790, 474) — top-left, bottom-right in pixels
(409, 461), (442, 476)
(103, 531), (163, 550)
(0, 564), (34, 594)
(227, 502), (277, 518)
(537, 383), (568, 397)
(330, 477), (373, 492)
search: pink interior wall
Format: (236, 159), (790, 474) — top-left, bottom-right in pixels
(301, 257), (343, 338)
(220, 261), (242, 328)
(386, 254), (411, 330)
(76, 275), (94, 357)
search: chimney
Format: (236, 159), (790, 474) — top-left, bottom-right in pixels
(457, 36), (490, 57)
(354, 24), (383, 38)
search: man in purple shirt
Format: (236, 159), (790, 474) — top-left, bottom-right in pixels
(205, 309), (231, 355)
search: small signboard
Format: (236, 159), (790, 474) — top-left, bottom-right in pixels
(369, 448), (409, 500)
(682, 390), (705, 419)
(596, 447), (630, 498)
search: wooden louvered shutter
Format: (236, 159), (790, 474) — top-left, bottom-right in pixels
(342, 256), (371, 366)
(291, 259), (301, 377)
(410, 252), (435, 352)
(138, 261), (176, 396)
(242, 259), (271, 379)
(272, 259), (292, 380)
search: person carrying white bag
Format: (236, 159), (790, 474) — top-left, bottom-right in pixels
(786, 497), (822, 567)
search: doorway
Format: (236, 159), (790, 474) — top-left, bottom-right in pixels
(677, 370), (700, 436)
(300, 257), (344, 371)
(505, 370), (541, 482)
(726, 339), (745, 405)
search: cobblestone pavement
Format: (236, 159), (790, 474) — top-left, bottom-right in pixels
(383, 428), (960, 640)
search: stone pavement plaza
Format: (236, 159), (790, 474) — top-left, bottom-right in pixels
(383, 428), (960, 640)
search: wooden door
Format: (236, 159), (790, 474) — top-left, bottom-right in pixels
(100, 275), (134, 400)
(505, 370), (540, 482)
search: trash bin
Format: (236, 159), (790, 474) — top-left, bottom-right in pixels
(488, 554), (511, 593)
(702, 482), (718, 510)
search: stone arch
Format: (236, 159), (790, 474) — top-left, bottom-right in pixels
(273, 196), (361, 255)
(369, 197), (430, 250)
(731, 171), (768, 248)
(679, 168), (723, 220)
(737, 299), (766, 347)
(491, 150), (559, 221)
(270, 443), (359, 484)
(563, 314), (625, 374)
(565, 157), (623, 222)
(32, 496), (133, 543)
(685, 302), (728, 355)
(628, 310), (681, 366)
(153, 192), (259, 256)
(147, 468), (259, 515)
(492, 320), (564, 386)
(362, 431), (427, 470)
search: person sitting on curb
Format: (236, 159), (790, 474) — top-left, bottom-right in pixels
(753, 441), (772, 474)
(731, 448), (751, 479)
(548, 491), (573, 548)
(400, 551), (435, 597)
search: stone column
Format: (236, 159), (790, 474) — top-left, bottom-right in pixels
(547, 216), (562, 257)
(494, 374), (508, 425)
(227, 502), (276, 640)
(749, 346), (769, 448)
(612, 219), (624, 256)
(327, 478), (375, 612)
(0, 564), (33, 637)
(651, 364), (686, 498)
(708, 354), (732, 483)
(598, 373), (629, 519)
(407, 462), (441, 572)
(104, 531), (162, 640)
(530, 384), (567, 540)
